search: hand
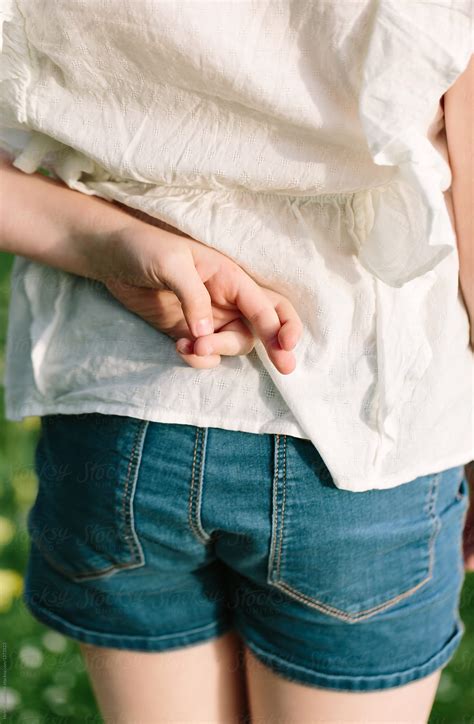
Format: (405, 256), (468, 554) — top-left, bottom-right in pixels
(463, 462), (474, 572)
(102, 282), (255, 369)
(102, 222), (303, 374)
(0, 157), (302, 372)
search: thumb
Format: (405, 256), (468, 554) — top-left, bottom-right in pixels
(160, 250), (214, 338)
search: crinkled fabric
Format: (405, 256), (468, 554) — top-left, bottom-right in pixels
(1, 0), (473, 490)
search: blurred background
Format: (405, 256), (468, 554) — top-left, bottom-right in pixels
(1, 251), (473, 722)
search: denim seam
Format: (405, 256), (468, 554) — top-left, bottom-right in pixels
(30, 544), (143, 583)
(120, 418), (149, 564)
(275, 434), (287, 580)
(268, 446), (441, 622)
(267, 434), (283, 587)
(188, 427), (212, 545)
(31, 417), (149, 583)
(65, 417), (149, 581)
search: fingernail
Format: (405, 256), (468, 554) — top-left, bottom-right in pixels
(177, 339), (193, 354)
(194, 317), (213, 336)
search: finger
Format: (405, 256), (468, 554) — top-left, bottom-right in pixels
(193, 319), (256, 357)
(256, 286), (303, 352)
(273, 297), (304, 351)
(231, 273), (296, 374)
(175, 337), (222, 369)
(160, 249), (214, 338)
(261, 334), (297, 375)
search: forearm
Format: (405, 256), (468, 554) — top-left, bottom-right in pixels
(443, 55), (473, 343)
(0, 152), (143, 280)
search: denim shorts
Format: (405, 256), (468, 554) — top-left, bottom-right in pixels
(23, 413), (470, 692)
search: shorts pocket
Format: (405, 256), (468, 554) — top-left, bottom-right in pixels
(267, 435), (442, 623)
(27, 413), (149, 582)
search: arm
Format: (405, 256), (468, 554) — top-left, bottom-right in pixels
(443, 54), (473, 348)
(444, 55), (474, 571)
(0, 150), (154, 281)
(0, 152), (302, 373)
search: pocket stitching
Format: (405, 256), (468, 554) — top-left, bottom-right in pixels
(119, 418), (149, 564)
(267, 436), (441, 623)
(188, 427), (213, 545)
(65, 417), (149, 581)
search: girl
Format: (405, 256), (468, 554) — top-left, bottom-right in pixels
(1, 2), (472, 721)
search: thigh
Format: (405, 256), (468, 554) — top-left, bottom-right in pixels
(220, 434), (469, 707)
(79, 630), (248, 724)
(244, 647), (442, 724)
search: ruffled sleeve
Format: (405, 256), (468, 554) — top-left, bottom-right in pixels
(355, 0), (473, 288)
(10, 129), (118, 194)
(0, 0), (116, 195)
(0, 121), (121, 196)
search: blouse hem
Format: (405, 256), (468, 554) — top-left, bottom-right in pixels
(4, 398), (472, 493)
(3, 398), (309, 441)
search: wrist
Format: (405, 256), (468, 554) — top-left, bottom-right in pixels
(78, 213), (172, 289)
(0, 158), (151, 280)
(68, 216), (135, 284)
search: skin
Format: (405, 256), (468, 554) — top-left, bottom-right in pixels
(0, 150), (303, 375)
(444, 55), (474, 573)
(445, 55), (474, 351)
(1, 54), (472, 722)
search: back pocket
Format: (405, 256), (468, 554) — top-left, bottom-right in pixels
(28, 413), (149, 582)
(267, 435), (442, 622)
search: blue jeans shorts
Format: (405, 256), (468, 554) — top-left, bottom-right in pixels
(23, 413), (470, 692)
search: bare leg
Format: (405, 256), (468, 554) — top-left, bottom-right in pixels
(244, 646), (442, 724)
(79, 629), (249, 724)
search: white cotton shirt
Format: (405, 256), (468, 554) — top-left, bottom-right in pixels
(1, 0), (473, 491)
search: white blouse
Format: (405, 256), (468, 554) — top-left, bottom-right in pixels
(1, 0), (473, 491)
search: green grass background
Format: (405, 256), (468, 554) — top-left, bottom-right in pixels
(0, 251), (473, 722)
